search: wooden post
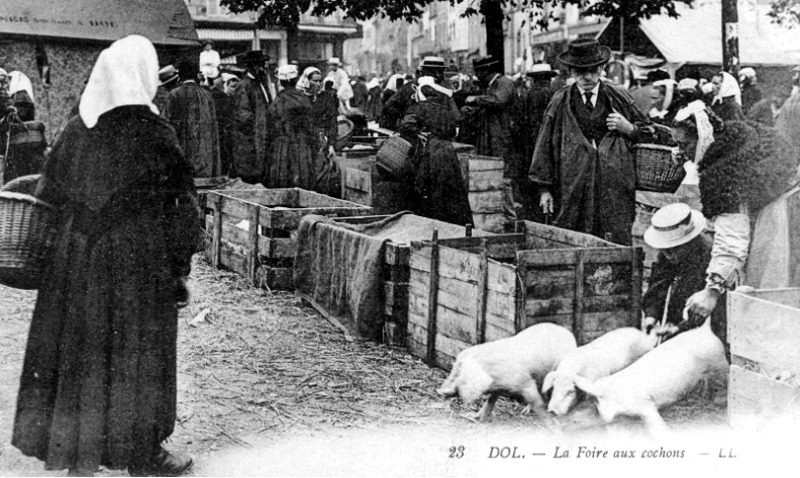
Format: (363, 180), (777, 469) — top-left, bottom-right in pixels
(247, 204), (260, 283)
(573, 249), (586, 345)
(426, 229), (440, 366)
(630, 247), (643, 327)
(515, 259), (527, 334)
(475, 238), (490, 344)
(465, 224), (473, 238)
(211, 193), (223, 268)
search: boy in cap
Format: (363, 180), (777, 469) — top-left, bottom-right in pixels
(641, 203), (725, 342)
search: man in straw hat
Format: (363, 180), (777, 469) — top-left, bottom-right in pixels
(231, 50), (271, 184)
(153, 64), (179, 111)
(640, 203), (726, 343)
(529, 39), (653, 245)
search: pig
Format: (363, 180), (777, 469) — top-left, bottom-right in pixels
(436, 323), (577, 422)
(542, 327), (657, 416)
(572, 318), (729, 435)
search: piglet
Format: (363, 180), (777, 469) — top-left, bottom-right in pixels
(573, 318), (728, 435)
(543, 327), (657, 416)
(436, 323), (577, 421)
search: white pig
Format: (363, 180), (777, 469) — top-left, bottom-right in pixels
(542, 327), (657, 416)
(573, 318), (728, 435)
(436, 323), (577, 421)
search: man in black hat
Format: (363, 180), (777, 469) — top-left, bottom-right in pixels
(529, 39), (652, 245)
(464, 55), (519, 229)
(231, 50), (271, 184)
(380, 56), (458, 130)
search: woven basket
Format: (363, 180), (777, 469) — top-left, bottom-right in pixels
(335, 117), (354, 150)
(0, 192), (58, 289)
(634, 143), (686, 193)
(376, 135), (414, 179)
(9, 121), (46, 147)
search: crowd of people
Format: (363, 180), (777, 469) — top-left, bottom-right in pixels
(1, 32), (799, 477)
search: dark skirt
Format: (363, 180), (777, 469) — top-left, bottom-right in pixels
(412, 138), (474, 226)
(12, 209), (178, 472)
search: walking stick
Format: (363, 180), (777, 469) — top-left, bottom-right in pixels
(0, 114), (11, 187)
(656, 279), (677, 347)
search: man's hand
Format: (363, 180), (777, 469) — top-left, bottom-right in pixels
(465, 96), (477, 105)
(606, 112), (635, 135)
(539, 191), (554, 214)
(683, 287), (722, 324)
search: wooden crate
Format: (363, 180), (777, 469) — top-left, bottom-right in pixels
(338, 150), (505, 232)
(407, 221), (644, 370)
(204, 188), (372, 290)
(330, 215), (492, 346)
(728, 288), (800, 428)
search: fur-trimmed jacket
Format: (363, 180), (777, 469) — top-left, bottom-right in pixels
(698, 120), (799, 218)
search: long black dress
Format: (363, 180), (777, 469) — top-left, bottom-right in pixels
(12, 106), (200, 472)
(401, 92), (473, 226)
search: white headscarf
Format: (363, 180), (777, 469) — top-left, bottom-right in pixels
(385, 73), (404, 92)
(414, 76), (453, 102)
(296, 66), (321, 93)
(79, 35), (159, 129)
(650, 79), (677, 117)
(712, 71), (742, 106)
(674, 100), (715, 165)
(8, 71), (34, 101)
(277, 64), (299, 81)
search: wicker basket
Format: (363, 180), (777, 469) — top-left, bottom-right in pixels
(0, 192), (58, 289)
(634, 143), (686, 193)
(376, 134), (414, 179)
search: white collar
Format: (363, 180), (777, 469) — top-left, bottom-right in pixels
(578, 83), (600, 106)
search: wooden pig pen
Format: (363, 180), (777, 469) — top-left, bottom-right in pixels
(204, 188), (372, 290)
(728, 288), (800, 427)
(339, 152), (505, 233)
(407, 221), (644, 369)
(330, 215), (492, 345)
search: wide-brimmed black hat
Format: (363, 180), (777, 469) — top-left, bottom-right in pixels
(238, 50), (269, 65)
(473, 56), (501, 72)
(558, 40), (611, 68)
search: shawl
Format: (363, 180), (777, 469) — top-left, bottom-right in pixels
(8, 71), (34, 102)
(79, 35), (159, 128)
(712, 71), (742, 106)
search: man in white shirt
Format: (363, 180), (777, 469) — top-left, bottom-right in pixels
(199, 40), (221, 83)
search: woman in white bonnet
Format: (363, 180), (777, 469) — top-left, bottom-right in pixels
(12, 35), (198, 477)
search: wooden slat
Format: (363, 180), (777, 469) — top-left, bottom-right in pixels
(343, 167), (372, 193)
(408, 322), (470, 369)
(466, 157), (504, 172)
(522, 220), (618, 249)
(469, 190), (505, 212)
(296, 188), (368, 208)
(471, 212), (505, 234)
(408, 294), (476, 345)
(573, 249), (585, 343)
(247, 204), (260, 282)
(385, 243), (411, 266)
(410, 247), (515, 295)
(213, 188), (298, 207)
(342, 189), (372, 206)
(264, 206), (372, 230)
(524, 294), (633, 316)
(729, 365), (800, 428)
(629, 247), (644, 327)
(406, 336), (458, 371)
(211, 194), (223, 268)
(334, 214), (392, 224)
(409, 275), (479, 318)
(521, 311), (635, 345)
(475, 240), (489, 344)
(516, 247), (636, 267)
(436, 233), (523, 250)
(728, 290), (800, 376)
(216, 242), (248, 276)
(426, 231), (440, 365)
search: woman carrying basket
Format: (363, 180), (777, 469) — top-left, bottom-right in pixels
(670, 100), (800, 334)
(12, 35), (199, 477)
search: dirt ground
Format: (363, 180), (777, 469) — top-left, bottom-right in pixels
(0, 254), (774, 477)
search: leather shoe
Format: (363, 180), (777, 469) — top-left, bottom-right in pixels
(128, 448), (193, 477)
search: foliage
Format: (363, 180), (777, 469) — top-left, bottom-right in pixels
(219, 0), (694, 29)
(768, 0), (800, 28)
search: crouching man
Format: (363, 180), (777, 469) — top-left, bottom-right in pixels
(641, 203), (726, 346)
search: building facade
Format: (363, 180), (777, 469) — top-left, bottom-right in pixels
(184, 0), (361, 69)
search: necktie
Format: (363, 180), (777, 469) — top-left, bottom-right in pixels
(584, 91), (594, 111)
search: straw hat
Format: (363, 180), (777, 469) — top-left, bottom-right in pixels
(526, 63), (558, 79)
(328, 57), (342, 66)
(644, 203), (707, 250)
(158, 65), (179, 86)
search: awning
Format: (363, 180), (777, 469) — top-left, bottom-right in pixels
(197, 28), (286, 42)
(297, 24), (359, 35)
(0, 0), (198, 46)
(531, 20), (610, 45)
(638, 2), (800, 66)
